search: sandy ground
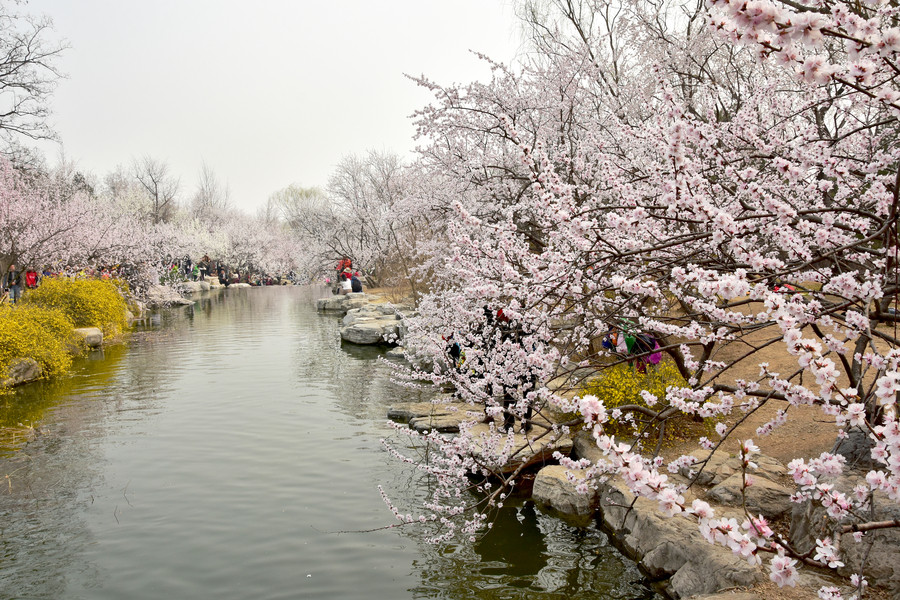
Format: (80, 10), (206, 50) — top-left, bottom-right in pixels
(658, 316), (895, 599)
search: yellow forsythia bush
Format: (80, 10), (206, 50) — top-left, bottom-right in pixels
(581, 359), (688, 428)
(0, 304), (76, 380)
(22, 278), (129, 336)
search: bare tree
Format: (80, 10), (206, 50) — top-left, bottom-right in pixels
(270, 184), (330, 233)
(327, 150), (406, 288)
(132, 155), (179, 224)
(0, 2), (67, 151)
(103, 164), (132, 201)
(266, 184), (335, 272)
(191, 161), (231, 225)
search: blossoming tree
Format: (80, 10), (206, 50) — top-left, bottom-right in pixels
(381, 0), (900, 596)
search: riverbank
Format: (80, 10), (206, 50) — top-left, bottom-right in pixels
(0, 278), (212, 390)
(0, 278), (134, 390)
(330, 291), (896, 600)
(387, 395), (898, 600)
(316, 290), (415, 346)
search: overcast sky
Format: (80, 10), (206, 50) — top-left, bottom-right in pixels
(28, 0), (523, 212)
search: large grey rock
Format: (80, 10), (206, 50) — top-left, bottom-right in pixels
(791, 474), (900, 596)
(678, 450), (734, 487)
(145, 285), (194, 307)
(342, 305), (402, 326)
(679, 450), (787, 489)
(316, 293), (369, 314)
(341, 321), (401, 345)
(409, 412), (471, 433)
(1, 357), (42, 387)
(467, 422), (574, 474)
(834, 428), (877, 470)
(533, 465), (598, 517)
(389, 400), (482, 433)
(706, 473), (794, 519)
(572, 429), (603, 464)
(176, 281), (208, 294)
(339, 305), (406, 345)
(73, 327), (103, 349)
(597, 478), (763, 598)
(383, 346), (407, 361)
(388, 400), (461, 422)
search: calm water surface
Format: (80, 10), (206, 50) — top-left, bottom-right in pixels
(0, 286), (658, 600)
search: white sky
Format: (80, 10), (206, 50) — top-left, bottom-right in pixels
(28, 0), (524, 212)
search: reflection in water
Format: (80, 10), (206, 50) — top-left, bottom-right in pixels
(407, 499), (656, 599)
(0, 343), (128, 453)
(0, 286), (658, 600)
(475, 503), (548, 577)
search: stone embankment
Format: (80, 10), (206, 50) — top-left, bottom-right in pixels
(316, 293), (416, 346)
(1, 357), (42, 387)
(386, 397), (897, 599)
(332, 292), (896, 598)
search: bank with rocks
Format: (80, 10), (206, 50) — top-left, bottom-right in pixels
(385, 398), (883, 599)
(325, 293), (897, 598)
(316, 292), (416, 346)
(2, 280), (219, 389)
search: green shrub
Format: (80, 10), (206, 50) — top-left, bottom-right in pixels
(22, 278), (129, 336)
(0, 304), (76, 382)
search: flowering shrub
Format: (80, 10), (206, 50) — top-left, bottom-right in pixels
(582, 360), (687, 413)
(0, 304), (75, 383)
(580, 360), (688, 439)
(22, 278), (129, 336)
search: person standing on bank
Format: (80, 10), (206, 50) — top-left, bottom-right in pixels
(3, 264), (23, 303)
(199, 255), (210, 281)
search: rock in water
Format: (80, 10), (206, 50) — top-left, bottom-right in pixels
(73, 327), (103, 349)
(1, 357), (42, 387)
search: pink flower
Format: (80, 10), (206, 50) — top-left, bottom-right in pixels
(769, 555), (798, 587)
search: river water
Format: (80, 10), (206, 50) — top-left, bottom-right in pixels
(0, 286), (658, 600)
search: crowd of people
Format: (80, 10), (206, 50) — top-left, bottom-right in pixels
(2, 254), (365, 305)
(162, 254), (296, 288)
(1, 253), (309, 305)
(1, 263), (78, 303)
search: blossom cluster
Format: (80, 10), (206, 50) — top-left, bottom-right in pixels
(381, 0), (900, 595)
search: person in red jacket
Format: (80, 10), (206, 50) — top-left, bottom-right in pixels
(25, 268), (38, 289)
